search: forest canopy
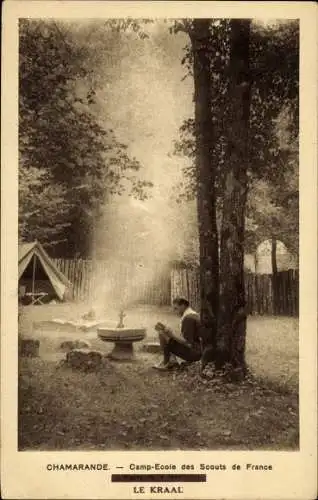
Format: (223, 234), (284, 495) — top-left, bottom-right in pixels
(19, 19), (153, 257)
(19, 19), (298, 263)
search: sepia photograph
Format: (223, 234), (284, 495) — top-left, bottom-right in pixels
(17, 16), (301, 453)
(2, 1), (318, 498)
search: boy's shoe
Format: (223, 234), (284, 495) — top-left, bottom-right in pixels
(153, 360), (179, 371)
(179, 361), (194, 370)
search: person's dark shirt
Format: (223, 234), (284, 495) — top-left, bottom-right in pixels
(181, 311), (202, 353)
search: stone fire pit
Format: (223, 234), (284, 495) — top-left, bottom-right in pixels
(97, 311), (146, 361)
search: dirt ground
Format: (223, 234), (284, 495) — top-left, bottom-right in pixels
(18, 303), (299, 451)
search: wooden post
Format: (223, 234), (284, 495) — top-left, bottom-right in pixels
(31, 254), (37, 297)
(254, 252), (258, 274)
(271, 238), (278, 315)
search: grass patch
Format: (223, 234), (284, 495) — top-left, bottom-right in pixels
(18, 304), (299, 450)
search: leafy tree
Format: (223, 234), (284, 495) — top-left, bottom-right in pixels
(246, 20), (299, 258)
(189, 20), (220, 334)
(244, 102), (298, 294)
(173, 20), (298, 258)
(245, 105), (298, 313)
(19, 19), (152, 257)
(170, 20), (219, 335)
(216, 19), (251, 374)
(172, 19), (298, 372)
(19, 164), (69, 245)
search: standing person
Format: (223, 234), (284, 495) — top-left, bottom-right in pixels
(153, 297), (202, 371)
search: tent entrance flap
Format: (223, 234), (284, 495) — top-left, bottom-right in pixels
(38, 253), (66, 300)
(19, 242), (71, 301)
(19, 256), (57, 297)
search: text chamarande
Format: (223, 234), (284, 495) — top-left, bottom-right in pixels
(46, 464), (109, 471)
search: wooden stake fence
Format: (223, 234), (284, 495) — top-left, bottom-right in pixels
(53, 259), (299, 316)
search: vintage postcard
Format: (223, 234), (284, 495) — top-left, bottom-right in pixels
(1, 1), (317, 499)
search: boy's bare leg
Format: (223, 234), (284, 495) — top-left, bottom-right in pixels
(154, 331), (178, 368)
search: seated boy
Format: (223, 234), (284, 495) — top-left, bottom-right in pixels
(153, 297), (202, 371)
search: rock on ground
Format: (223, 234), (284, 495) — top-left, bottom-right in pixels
(142, 343), (161, 354)
(59, 340), (91, 352)
(65, 348), (103, 371)
(19, 337), (40, 357)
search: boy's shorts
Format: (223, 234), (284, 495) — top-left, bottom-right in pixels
(168, 338), (201, 362)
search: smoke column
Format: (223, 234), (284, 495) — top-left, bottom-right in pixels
(86, 21), (196, 315)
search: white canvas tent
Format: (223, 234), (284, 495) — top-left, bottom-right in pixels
(19, 241), (72, 302)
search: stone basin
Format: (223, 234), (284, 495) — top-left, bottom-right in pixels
(97, 327), (146, 361)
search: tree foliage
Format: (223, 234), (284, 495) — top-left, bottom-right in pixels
(173, 20), (299, 259)
(245, 103), (298, 255)
(19, 19), (152, 256)
(169, 19), (299, 374)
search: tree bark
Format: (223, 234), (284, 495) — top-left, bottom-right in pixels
(191, 20), (219, 347)
(271, 237), (278, 275)
(217, 20), (251, 374)
(254, 251), (258, 274)
(271, 237), (278, 314)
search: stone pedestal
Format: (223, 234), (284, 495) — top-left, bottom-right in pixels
(108, 341), (135, 361)
(98, 327), (146, 362)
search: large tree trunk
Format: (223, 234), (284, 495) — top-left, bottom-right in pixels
(191, 20), (219, 346)
(217, 20), (251, 374)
